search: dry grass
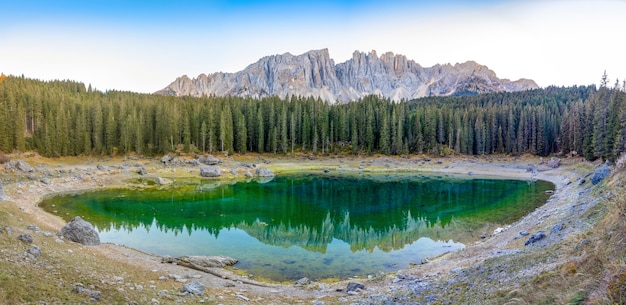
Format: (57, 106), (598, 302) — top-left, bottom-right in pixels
(0, 153), (9, 164)
(496, 164), (626, 305)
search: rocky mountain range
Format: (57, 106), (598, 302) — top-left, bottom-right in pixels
(156, 49), (538, 103)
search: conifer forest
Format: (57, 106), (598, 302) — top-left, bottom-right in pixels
(0, 74), (624, 162)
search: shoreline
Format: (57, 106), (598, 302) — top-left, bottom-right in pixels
(0, 154), (591, 303)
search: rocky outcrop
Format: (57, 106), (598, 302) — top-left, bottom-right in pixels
(157, 49), (538, 103)
(59, 216), (101, 246)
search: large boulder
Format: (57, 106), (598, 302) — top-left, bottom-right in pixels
(59, 216), (100, 246)
(200, 166), (221, 177)
(547, 158), (561, 169)
(198, 155), (220, 165)
(182, 281), (205, 295)
(256, 168), (275, 177)
(591, 163), (611, 185)
(524, 231), (546, 246)
(14, 160), (34, 173)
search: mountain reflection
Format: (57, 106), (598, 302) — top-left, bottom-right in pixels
(42, 174), (552, 252)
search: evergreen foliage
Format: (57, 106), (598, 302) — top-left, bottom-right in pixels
(0, 75), (624, 162)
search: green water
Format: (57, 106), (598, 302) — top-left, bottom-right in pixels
(40, 173), (553, 282)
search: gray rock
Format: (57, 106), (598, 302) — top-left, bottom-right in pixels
(27, 225), (40, 232)
(59, 216), (101, 246)
(18, 234), (33, 243)
(28, 173), (36, 180)
(96, 164), (108, 171)
(198, 155), (220, 165)
(156, 177), (172, 185)
(73, 283), (101, 301)
(161, 155), (172, 164)
(17, 234), (33, 244)
(0, 180), (5, 200)
(39, 177), (51, 185)
(591, 163), (611, 185)
(137, 167), (147, 175)
(519, 230), (529, 236)
(182, 281), (205, 295)
(27, 245), (41, 257)
(5, 227), (12, 235)
(256, 168), (275, 177)
(245, 170), (253, 178)
(14, 160), (34, 172)
(547, 158), (561, 168)
(199, 166), (221, 177)
(550, 223), (565, 235)
(524, 231), (546, 246)
(346, 282), (365, 293)
(295, 277), (310, 286)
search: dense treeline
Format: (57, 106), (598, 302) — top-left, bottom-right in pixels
(0, 74), (624, 162)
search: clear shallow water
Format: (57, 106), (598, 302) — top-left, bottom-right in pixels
(40, 174), (553, 282)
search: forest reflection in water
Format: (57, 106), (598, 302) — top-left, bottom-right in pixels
(41, 173), (552, 281)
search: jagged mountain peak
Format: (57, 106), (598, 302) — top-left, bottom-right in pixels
(156, 49), (538, 103)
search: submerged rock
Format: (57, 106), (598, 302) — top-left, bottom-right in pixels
(172, 255), (238, 268)
(59, 216), (100, 246)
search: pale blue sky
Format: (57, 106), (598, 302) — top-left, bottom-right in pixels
(1, 0), (625, 93)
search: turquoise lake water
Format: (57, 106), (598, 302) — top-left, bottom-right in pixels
(40, 173), (553, 282)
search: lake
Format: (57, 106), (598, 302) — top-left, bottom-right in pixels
(40, 173), (553, 282)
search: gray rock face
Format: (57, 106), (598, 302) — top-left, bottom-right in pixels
(256, 168), (275, 177)
(137, 167), (147, 175)
(182, 281), (205, 295)
(59, 216), (101, 246)
(157, 49), (538, 103)
(199, 166), (221, 177)
(591, 163), (610, 185)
